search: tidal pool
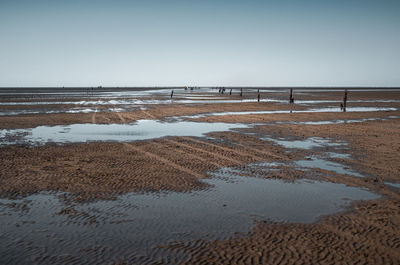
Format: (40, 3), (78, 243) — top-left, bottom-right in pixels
(262, 136), (344, 150)
(296, 156), (364, 178)
(0, 120), (250, 146)
(260, 136), (359, 177)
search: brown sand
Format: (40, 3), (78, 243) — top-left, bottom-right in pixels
(192, 109), (400, 124)
(0, 136), (288, 202)
(165, 198), (400, 264)
(251, 117), (400, 182)
(0, 101), (307, 129)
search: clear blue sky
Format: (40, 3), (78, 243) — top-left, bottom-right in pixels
(1, 0), (399, 87)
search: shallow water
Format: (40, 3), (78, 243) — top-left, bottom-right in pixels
(385, 182), (400, 189)
(181, 107), (397, 120)
(261, 136), (351, 159)
(282, 115), (399, 125)
(284, 118), (379, 125)
(296, 156), (364, 178)
(325, 152), (351, 159)
(0, 87), (183, 99)
(0, 107), (128, 116)
(0, 120), (250, 146)
(0, 167), (378, 264)
(0, 98), (280, 106)
(260, 136), (359, 177)
(295, 99), (400, 104)
(262, 136), (344, 150)
(306, 107), (397, 112)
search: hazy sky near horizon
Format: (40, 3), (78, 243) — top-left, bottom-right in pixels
(1, 0), (399, 87)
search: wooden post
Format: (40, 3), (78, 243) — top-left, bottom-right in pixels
(240, 88), (243, 97)
(170, 90), (174, 98)
(289, 88), (294, 104)
(343, 89), (348, 112)
(229, 88), (232, 95)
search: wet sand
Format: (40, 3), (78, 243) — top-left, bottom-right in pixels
(0, 102), (308, 129)
(166, 198), (400, 264)
(0, 87), (400, 264)
(0, 138), (284, 202)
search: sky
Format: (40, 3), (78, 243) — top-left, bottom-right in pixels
(0, 0), (399, 87)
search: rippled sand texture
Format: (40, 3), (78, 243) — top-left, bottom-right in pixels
(168, 199), (400, 264)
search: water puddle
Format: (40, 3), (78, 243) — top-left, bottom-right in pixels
(325, 152), (351, 159)
(0, 88), (182, 99)
(0, 168), (378, 264)
(287, 117), (393, 125)
(0, 120), (250, 146)
(0, 98), (281, 106)
(295, 99), (400, 105)
(182, 107), (397, 120)
(306, 107), (397, 112)
(262, 136), (344, 150)
(276, 115), (400, 126)
(260, 136), (360, 177)
(0, 107), (127, 116)
(385, 182), (400, 189)
(284, 118), (378, 125)
(296, 156), (364, 178)
(261, 136), (351, 159)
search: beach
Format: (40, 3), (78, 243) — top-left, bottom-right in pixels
(0, 87), (399, 264)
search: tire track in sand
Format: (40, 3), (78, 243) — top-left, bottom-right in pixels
(91, 108), (97, 124)
(116, 112), (126, 124)
(165, 138), (243, 165)
(181, 136), (267, 162)
(141, 109), (157, 119)
(124, 143), (204, 179)
(164, 139), (226, 168)
(233, 142), (283, 160)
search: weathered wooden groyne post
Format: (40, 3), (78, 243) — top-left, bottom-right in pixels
(229, 88), (232, 95)
(240, 88), (243, 97)
(342, 89), (348, 112)
(257, 89), (260, 102)
(289, 88), (294, 103)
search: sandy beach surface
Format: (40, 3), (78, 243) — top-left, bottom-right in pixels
(0, 87), (399, 264)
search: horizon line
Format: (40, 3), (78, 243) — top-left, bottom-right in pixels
(1, 86), (400, 89)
